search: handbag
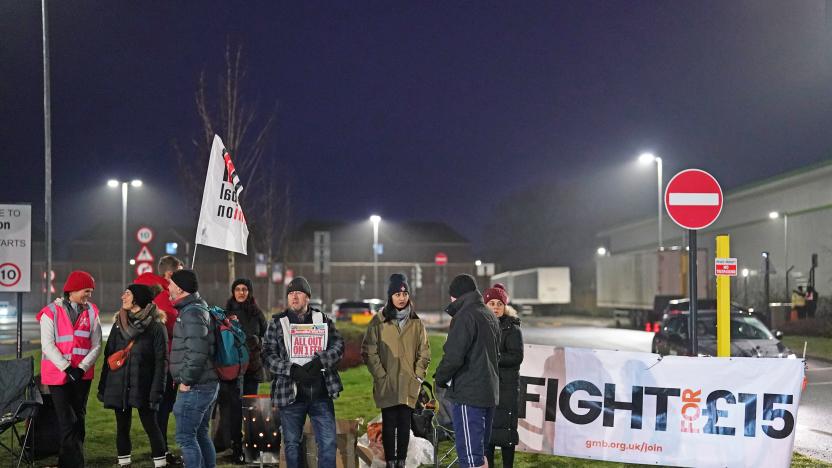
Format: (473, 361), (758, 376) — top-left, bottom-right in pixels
(107, 340), (135, 371)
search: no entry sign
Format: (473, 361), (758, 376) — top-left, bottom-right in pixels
(664, 169), (723, 230)
(435, 252), (448, 266)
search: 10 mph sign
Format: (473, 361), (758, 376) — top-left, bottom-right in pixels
(0, 204), (31, 292)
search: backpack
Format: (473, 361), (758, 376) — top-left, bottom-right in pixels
(208, 306), (250, 380)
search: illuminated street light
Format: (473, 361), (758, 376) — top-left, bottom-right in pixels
(597, 246), (608, 256)
(370, 215), (381, 298)
(768, 211), (780, 219)
(108, 179), (142, 291)
(637, 153), (663, 250)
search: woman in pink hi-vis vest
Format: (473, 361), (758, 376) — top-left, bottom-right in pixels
(37, 270), (103, 468)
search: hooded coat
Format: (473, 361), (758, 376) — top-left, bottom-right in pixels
(98, 304), (169, 410)
(361, 305), (431, 409)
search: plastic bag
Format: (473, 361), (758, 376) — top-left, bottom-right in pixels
(357, 414), (434, 467)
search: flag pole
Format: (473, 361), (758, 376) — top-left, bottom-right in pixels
(192, 243), (198, 269)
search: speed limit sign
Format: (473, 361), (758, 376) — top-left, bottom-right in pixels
(0, 204), (31, 292)
(136, 226), (154, 244)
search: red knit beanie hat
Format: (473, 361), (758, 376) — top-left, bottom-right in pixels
(483, 283), (508, 305)
(63, 270), (95, 292)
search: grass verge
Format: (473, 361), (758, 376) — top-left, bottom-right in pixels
(782, 335), (832, 361)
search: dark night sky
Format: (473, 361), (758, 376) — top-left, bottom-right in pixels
(2, 1), (832, 263)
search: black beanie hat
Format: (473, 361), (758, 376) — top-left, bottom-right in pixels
(231, 278), (254, 295)
(387, 273), (410, 296)
(127, 284), (154, 309)
(287, 276), (312, 297)
(449, 274), (478, 298)
(171, 269), (199, 294)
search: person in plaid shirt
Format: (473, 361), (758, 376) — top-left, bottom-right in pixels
(262, 277), (344, 468)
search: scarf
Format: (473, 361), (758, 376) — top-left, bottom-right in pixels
(118, 303), (157, 340)
(395, 305), (411, 330)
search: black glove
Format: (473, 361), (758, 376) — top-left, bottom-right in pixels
(290, 364), (308, 382)
(302, 357), (323, 375)
(65, 366), (84, 382)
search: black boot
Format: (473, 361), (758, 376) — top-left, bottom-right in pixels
(395, 459), (407, 468)
(385, 461), (397, 468)
(231, 441), (246, 465)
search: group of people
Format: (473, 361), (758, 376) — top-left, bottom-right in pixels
(791, 284), (819, 319)
(362, 273), (524, 468)
(39, 255), (523, 468)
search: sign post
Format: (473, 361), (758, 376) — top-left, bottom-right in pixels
(665, 169), (723, 356)
(0, 204), (32, 359)
(714, 237), (734, 357)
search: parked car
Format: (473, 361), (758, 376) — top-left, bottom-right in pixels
(309, 298), (325, 312)
(651, 309), (794, 358)
(333, 300), (377, 323)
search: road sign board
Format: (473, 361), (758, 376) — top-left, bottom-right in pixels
(284, 268), (294, 286)
(135, 262), (153, 277)
(314, 231), (331, 274)
(135, 245), (154, 262)
(0, 204), (31, 292)
(664, 169), (723, 230)
(715, 258), (738, 276)
(136, 226), (154, 244)
(435, 252), (448, 266)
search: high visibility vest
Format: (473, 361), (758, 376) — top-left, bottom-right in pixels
(36, 301), (99, 385)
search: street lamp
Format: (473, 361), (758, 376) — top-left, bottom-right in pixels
(638, 153), (663, 250)
(596, 246), (607, 256)
(370, 215), (381, 298)
(769, 211), (789, 296)
(108, 178), (142, 291)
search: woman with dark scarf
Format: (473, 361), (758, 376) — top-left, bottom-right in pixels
(99, 284), (169, 468)
(217, 278), (267, 464)
(362, 274), (431, 468)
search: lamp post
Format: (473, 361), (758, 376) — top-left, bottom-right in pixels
(108, 179), (142, 291)
(370, 215), (381, 298)
(638, 153), (663, 250)
(769, 211), (790, 298)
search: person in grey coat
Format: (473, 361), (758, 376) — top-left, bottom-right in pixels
(433, 274), (500, 468)
(168, 270), (218, 468)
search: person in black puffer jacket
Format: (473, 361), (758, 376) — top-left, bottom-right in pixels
(483, 284), (523, 468)
(99, 283), (169, 468)
(168, 270), (219, 468)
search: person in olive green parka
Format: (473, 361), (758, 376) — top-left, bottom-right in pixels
(361, 273), (431, 468)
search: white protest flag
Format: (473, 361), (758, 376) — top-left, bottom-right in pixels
(195, 135), (249, 255)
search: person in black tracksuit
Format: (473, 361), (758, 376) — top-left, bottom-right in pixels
(483, 284), (523, 468)
(99, 284), (169, 468)
(433, 275), (500, 468)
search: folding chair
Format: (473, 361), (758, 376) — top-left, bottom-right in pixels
(431, 385), (458, 468)
(0, 356), (43, 468)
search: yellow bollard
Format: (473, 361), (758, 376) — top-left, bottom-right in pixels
(716, 235), (731, 357)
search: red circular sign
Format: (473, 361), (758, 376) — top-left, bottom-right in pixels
(0, 263), (22, 287)
(434, 252), (448, 266)
(664, 169), (723, 230)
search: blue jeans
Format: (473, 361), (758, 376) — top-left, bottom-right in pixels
(451, 403), (495, 468)
(279, 398), (337, 468)
(174, 382), (219, 468)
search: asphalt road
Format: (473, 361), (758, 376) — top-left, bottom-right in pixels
(519, 317), (832, 464)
